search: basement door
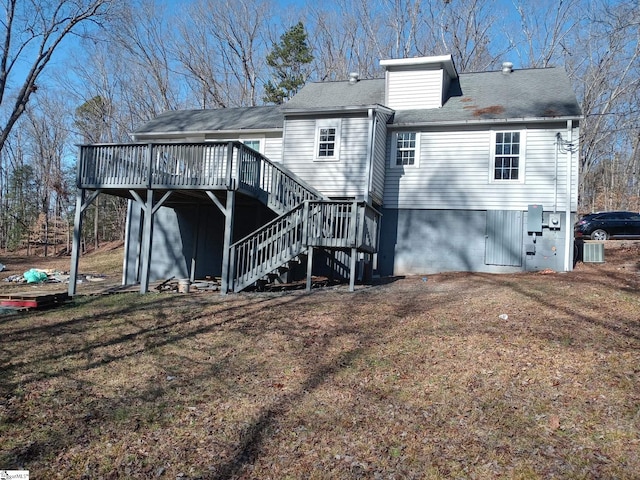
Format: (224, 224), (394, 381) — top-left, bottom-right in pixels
(485, 210), (523, 266)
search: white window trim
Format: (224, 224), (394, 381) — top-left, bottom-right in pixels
(489, 129), (526, 183)
(391, 131), (421, 168)
(314, 119), (341, 161)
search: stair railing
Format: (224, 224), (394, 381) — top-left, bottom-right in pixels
(231, 202), (307, 292)
(230, 200), (382, 292)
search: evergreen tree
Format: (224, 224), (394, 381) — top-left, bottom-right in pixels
(263, 22), (314, 104)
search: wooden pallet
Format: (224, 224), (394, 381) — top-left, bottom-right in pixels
(0, 292), (70, 309)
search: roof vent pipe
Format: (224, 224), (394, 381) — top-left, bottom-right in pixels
(348, 72), (360, 84)
(502, 62), (513, 74)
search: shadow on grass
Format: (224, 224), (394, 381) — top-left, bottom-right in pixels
(1, 261), (639, 476)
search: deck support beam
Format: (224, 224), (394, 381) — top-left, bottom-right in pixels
(349, 247), (357, 292)
(220, 190), (236, 294)
(190, 204), (201, 282)
(306, 247), (314, 291)
(138, 190), (174, 294)
(69, 188), (102, 297)
(139, 189), (155, 293)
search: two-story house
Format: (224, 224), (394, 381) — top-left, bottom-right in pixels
(68, 54), (582, 294)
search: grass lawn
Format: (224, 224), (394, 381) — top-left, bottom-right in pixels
(1, 243), (639, 479)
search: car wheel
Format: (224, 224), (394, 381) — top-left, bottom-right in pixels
(591, 229), (608, 240)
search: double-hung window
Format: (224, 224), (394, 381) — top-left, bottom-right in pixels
(492, 131), (525, 181)
(392, 132), (420, 167)
(315, 119), (341, 160)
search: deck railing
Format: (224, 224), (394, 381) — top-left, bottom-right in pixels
(230, 200), (381, 291)
(77, 141), (323, 213)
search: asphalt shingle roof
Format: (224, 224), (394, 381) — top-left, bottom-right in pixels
(134, 67), (581, 134)
(285, 67), (582, 123)
(134, 105), (283, 135)
(283, 78), (385, 110)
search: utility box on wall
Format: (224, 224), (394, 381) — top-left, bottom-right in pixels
(527, 204), (543, 233)
(548, 213), (562, 230)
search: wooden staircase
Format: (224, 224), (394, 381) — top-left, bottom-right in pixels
(229, 143), (382, 292)
(230, 199), (381, 292)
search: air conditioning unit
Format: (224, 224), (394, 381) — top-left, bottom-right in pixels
(583, 242), (605, 263)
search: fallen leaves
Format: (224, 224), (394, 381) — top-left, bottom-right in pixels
(0, 244), (639, 478)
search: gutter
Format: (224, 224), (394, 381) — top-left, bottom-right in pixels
(132, 128), (284, 140)
(388, 115), (582, 129)
(282, 104), (395, 116)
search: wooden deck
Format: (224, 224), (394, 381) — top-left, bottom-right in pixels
(72, 141), (382, 294)
(77, 141), (324, 214)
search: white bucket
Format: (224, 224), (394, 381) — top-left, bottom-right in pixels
(178, 279), (190, 293)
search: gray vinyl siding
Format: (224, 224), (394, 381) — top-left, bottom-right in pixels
(377, 208), (571, 276)
(283, 114), (370, 198)
(386, 68), (443, 109)
(370, 111), (391, 205)
(442, 71), (453, 106)
(383, 124), (579, 212)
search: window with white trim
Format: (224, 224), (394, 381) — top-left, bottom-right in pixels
(492, 131), (524, 181)
(315, 120), (341, 160)
(241, 139), (261, 153)
(392, 132), (420, 167)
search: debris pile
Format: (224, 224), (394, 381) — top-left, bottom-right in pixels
(2, 267), (106, 285)
(154, 276), (220, 293)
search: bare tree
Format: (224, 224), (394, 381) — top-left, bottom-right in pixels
(306, 0), (382, 80)
(24, 93), (72, 255)
(0, 0), (114, 154)
(509, 0), (583, 68)
(569, 0), (640, 210)
(176, 0), (273, 108)
(106, 0), (185, 116)
(421, 0), (503, 72)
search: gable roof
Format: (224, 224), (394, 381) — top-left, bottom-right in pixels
(134, 66), (582, 136)
(133, 105), (283, 137)
(284, 67), (582, 124)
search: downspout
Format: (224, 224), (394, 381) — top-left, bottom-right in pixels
(554, 134), (559, 213)
(564, 120), (573, 271)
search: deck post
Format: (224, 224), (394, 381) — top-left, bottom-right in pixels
(306, 247), (314, 291)
(139, 189), (154, 293)
(69, 188), (102, 296)
(68, 189), (85, 297)
(190, 204), (201, 282)
(220, 189), (236, 294)
(349, 247), (357, 292)
(349, 200), (359, 247)
(122, 200), (132, 285)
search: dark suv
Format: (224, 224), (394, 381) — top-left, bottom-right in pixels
(574, 211), (640, 240)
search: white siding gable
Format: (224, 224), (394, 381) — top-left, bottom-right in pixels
(386, 68), (444, 110)
(381, 55), (458, 110)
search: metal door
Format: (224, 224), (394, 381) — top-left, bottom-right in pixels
(485, 210), (523, 266)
